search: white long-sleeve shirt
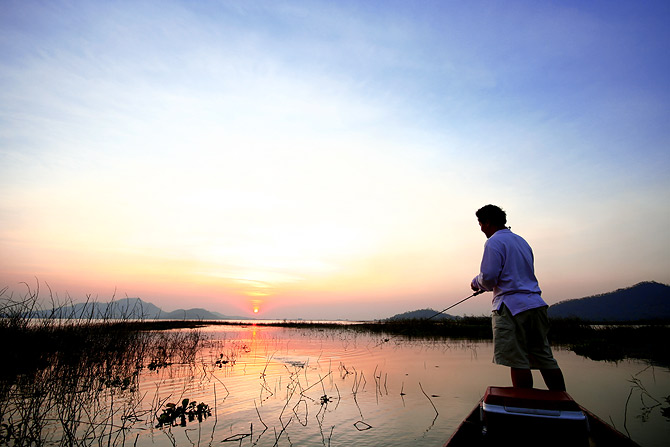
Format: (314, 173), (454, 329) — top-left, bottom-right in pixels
(471, 229), (547, 315)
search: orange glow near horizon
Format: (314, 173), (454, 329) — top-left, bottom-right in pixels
(251, 299), (263, 315)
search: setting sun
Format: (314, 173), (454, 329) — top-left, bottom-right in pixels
(253, 307), (259, 313)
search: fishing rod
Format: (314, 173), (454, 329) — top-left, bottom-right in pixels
(427, 289), (485, 321)
(376, 289), (486, 347)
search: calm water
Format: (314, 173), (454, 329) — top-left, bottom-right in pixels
(123, 325), (668, 446)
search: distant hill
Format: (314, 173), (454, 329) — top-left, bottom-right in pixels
(387, 308), (457, 321)
(33, 297), (162, 319)
(33, 297), (252, 320)
(548, 281), (670, 321)
(162, 307), (235, 320)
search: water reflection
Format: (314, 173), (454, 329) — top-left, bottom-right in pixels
(129, 325), (668, 447)
(3, 324), (668, 446)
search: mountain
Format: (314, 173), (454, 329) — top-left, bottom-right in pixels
(387, 308), (457, 321)
(36, 297), (163, 319)
(547, 281), (670, 321)
(162, 308), (250, 320)
(34, 297), (251, 320)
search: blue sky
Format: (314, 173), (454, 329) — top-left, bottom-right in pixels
(1, 0), (669, 319)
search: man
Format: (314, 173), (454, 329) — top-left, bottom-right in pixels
(471, 204), (566, 391)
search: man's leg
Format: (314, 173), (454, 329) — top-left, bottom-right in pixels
(525, 306), (566, 391)
(540, 368), (566, 391)
(511, 367), (533, 388)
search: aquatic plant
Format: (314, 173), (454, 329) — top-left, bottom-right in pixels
(155, 399), (211, 428)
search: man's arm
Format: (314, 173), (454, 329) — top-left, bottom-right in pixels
(471, 244), (503, 291)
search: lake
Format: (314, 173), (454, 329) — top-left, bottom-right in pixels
(120, 324), (668, 447)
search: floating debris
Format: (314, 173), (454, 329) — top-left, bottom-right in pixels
(215, 353), (230, 367)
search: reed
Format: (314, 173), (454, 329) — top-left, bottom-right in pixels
(0, 283), (205, 446)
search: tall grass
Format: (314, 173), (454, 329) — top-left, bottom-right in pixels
(0, 283), (204, 446)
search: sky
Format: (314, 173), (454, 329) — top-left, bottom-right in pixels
(1, 0), (669, 320)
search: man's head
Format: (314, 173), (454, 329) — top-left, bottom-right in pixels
(476, 204), (507, 238)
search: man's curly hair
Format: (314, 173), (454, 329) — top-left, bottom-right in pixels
(476, 204), (507, 227)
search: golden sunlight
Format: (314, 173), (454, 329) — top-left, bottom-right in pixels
(251, 299), (263, 315)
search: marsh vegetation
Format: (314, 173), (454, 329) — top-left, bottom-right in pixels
(1, 285), (669, 446)
(220, 316), (670, 367)
(0, 285), (205, 446)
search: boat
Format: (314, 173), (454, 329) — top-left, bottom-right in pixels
(444, 386), (640, 446)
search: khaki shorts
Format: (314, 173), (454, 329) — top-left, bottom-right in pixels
(492, 304), (559, 369)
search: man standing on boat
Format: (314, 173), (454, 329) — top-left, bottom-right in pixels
(471, 204), (566, 391)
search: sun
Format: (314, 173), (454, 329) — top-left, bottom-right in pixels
(251, 299), (263, 315)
